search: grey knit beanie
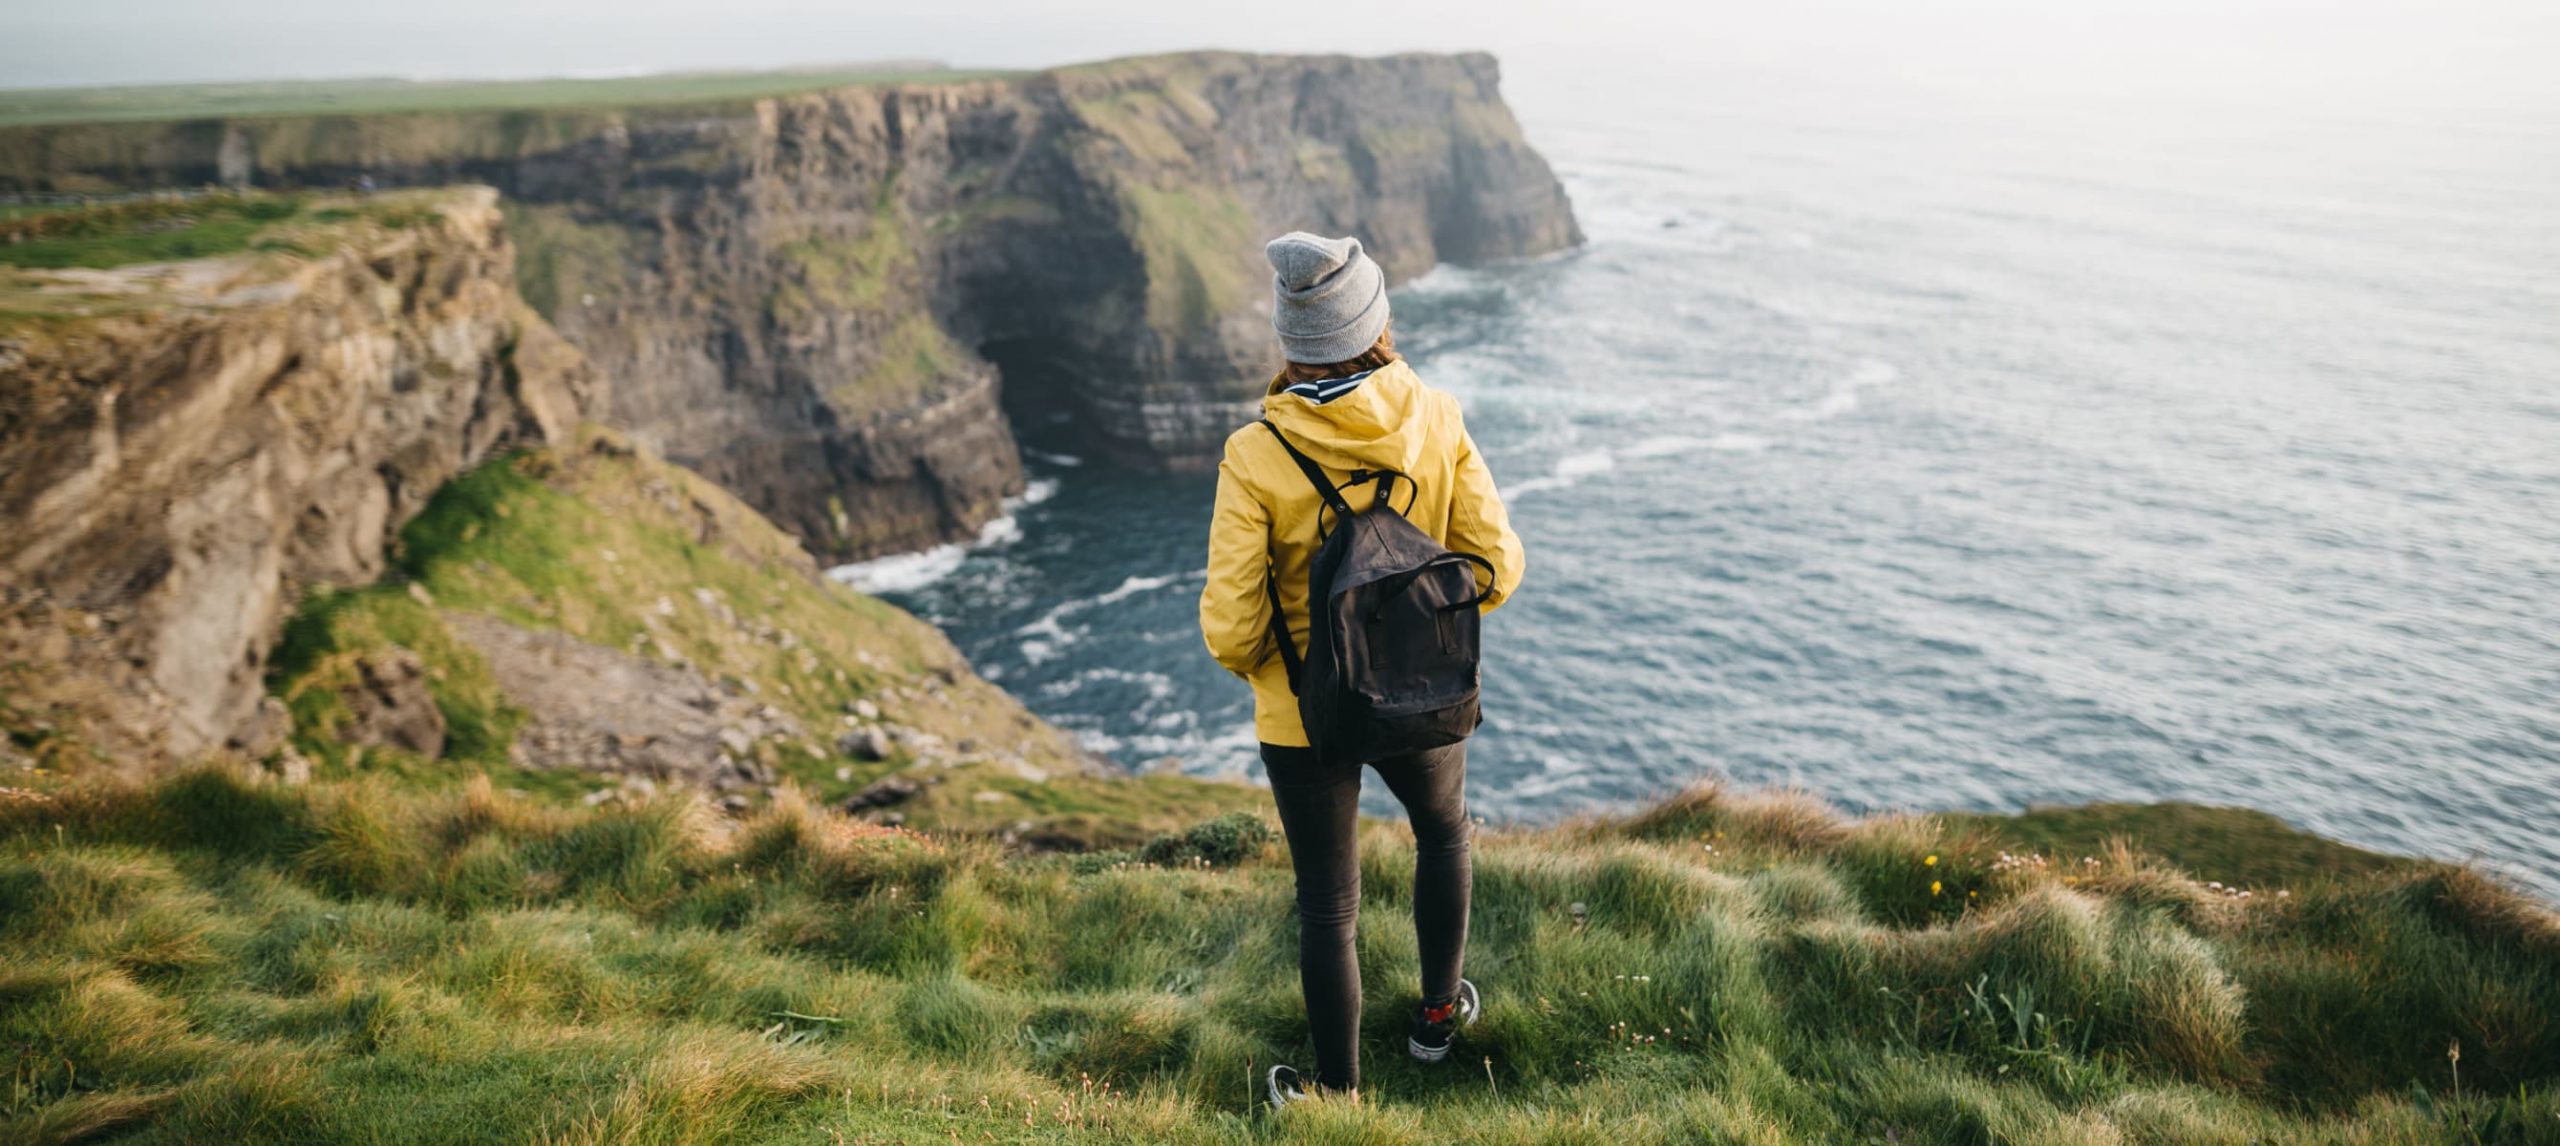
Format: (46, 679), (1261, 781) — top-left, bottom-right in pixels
(1265, 232), (1389, 364)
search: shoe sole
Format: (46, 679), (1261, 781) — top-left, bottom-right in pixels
(1408, 979), (1478, 1063)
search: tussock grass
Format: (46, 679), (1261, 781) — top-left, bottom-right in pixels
(2, 771), (2555, 1143)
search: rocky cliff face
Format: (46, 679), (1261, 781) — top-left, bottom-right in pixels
(0, 52), (1580, 560)
(0, 188), (595, 770)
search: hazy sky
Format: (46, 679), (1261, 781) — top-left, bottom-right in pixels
(2, 0), (2552, 113)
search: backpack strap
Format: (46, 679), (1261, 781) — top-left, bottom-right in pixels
(1260, 420), (1412, 533)
(1254, 419), (1414, 698)
(1263, 567), (1304, 697)
(1259, 420), (1353, 518)
(1256, 421), (1336, 698)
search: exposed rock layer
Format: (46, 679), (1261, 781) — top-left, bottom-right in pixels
(0, 188), (595, 768)
(0, 52), (1581, 559)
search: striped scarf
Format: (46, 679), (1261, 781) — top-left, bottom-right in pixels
(1279, 368), (1376, 406)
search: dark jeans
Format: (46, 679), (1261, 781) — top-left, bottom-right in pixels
(1260, 740), (1473, 1092)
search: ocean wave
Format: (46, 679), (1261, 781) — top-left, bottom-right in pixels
(826, 508), (1027, 595)
(824, 476), (1062, 595)
(1011, 478), (1060, 508)
(1038, 666), (1178, 705)
(1013, 569), (1194, 665)
(1505, 449), (1615, 498)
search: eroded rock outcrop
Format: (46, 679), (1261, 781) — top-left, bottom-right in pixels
(0, 52), (1580, 560)
(0, 188), (595, 769)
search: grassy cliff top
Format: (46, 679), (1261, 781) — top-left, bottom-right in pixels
(1, 768), (2552, 1144)
(0, 187), (489, 320)
(0, 64), (1008, 128)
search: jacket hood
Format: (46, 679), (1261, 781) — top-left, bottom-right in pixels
(1260, 359), (1432, 474)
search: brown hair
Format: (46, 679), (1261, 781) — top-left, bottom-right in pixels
(1279, 324), (1400, 385)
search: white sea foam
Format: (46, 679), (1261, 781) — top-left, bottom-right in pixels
(1024, 450), (1084, 467)
(1094, 571), (1184, 605)
(1011, 478), (1060, 508)
(828, 544), (969, 595)
(1555, 450), (1617, 478)
(1012, 569), (1191, 666)
(1505, 449), (1619, 499)
(1039, 666), (1178, 705)
(825, 504), (1030, 595)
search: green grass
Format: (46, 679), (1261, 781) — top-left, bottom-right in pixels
(0, 66), (1015, 129)
(257, 430), (1258, 841)
(0, 188), (473, 316)
(1945, 803), (2425, 889)
(0, 194), (302, 269)
(2, 772), (2553, 1145)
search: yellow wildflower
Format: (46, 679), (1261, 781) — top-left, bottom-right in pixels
(1930, 880), (1943, 896)
(1924, 854), (1939, 866)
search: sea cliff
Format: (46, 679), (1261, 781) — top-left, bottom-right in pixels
(0, 188), (593, 769)
(0, 52), (1582, 561)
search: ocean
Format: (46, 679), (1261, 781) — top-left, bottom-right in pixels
(836, 59), (2560, 892)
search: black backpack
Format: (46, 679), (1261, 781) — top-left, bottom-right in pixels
(1259, 420), (1497, 764)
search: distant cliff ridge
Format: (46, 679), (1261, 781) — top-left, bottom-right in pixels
(0, 52), (1582, 561)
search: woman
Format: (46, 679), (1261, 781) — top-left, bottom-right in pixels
(1199, 232), (1526, 1107)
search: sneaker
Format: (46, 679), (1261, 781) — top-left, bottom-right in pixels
(1408, 978), (1481, 1062)
(1267, 1064), (1311, 1110)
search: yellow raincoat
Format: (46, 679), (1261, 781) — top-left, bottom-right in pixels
(1199, 359), (1525, 747)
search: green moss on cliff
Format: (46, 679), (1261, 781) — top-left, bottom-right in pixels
(766, 174), (915, 329)
(924, 194), (1064, 236)
(827, 313), (965, 419)
(267, 589), (521, 773)
(1069, 88), (1209, 167)
(503, 202), (629, 320)
(1117, 183), (1257, 337)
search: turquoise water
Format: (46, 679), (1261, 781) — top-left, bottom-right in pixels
(844, 64), (2560, 891)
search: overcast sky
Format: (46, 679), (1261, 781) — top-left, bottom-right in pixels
(2, 0), (2552, 114)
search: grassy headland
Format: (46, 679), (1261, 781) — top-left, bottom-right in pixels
(2, 769), (2553, 1144)
(0, 190), (451, 273)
